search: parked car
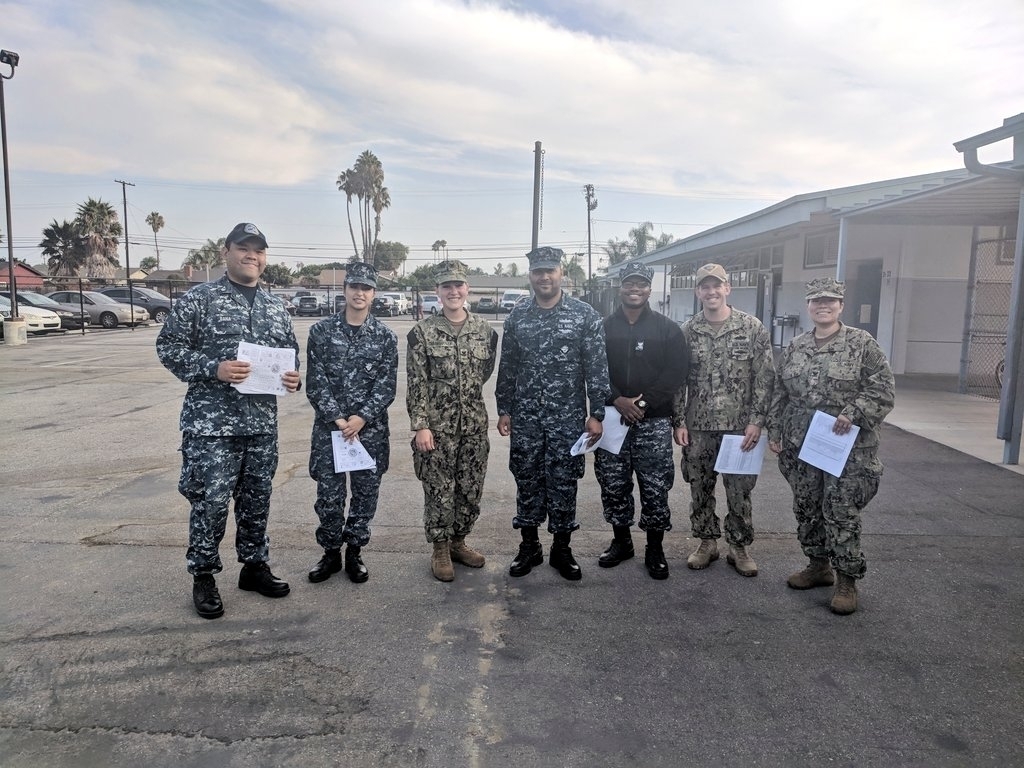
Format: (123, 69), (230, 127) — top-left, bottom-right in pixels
(371, 296), (397, 317)
(475, 296), (497, 313)
(280, 297), (297, 315)
(379, 292), (411, 314)
(0, 295), (64, 335)
(420, 294), (442, 315)
(334, 294), (347, 313)
(46, 290), (150, 328)
(0, 291), (90, 330)
(294, 295), (323, 317)
(501, 289), (531, 311)
(96, 286), (174, 323)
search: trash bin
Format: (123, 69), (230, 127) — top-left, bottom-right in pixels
(4, 316), (27, 346)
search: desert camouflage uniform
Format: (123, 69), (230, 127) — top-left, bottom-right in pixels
(156, 276), (299, 575)
(596, 304), (690, 531)
(769, 324), (895, 578)
(306, 313), (398, 549)
(407, 312), (499, 542)
(495, 294), (610, 533)
(673, 308), (774, 546)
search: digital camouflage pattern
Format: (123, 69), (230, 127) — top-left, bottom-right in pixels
(594, 419), (675, 531)
(495, 293), (610, 532)
(672, 307), (774, 432)
(178, 432), (276, 574)
(414, 434), (490, 542)
(769, 324), (895, 578)
(681, 430), (756, 545)
(156, 276), (299, 575)
(673, 307), (773, 544)
(596, 304), (689, 532)
(407, 311), (498, 542)
(157, 276), (299, 436)
(306, 313), (398, 549)
(407, 312), (498, 436)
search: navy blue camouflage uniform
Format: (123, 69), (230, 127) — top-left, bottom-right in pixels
(306, 312), (398, 549)
(495, 294), (610, 533)
(596, 304), (690, 532)
(156, 276), (299, 576)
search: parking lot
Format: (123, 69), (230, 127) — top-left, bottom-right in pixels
(1, 320), (1022, 768)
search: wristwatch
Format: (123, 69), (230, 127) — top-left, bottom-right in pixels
(636, 399), (647, 409)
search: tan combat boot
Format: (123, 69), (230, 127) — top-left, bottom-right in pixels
(830, 573), (858, 615)
(727, 545), (758, 577)
(450, 537), (486, 568)
(687, 539), (719, 570)
(787, 557), (835, 589)
(431, 540), (454, 582)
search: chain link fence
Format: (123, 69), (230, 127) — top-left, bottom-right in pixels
(964, 237), (1013, 399)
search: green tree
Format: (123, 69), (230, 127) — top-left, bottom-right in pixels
(628, 221), (655, 257)
(337, 150), (390, 267)
(375, 240), (409, 272)
(145, 211), (165, 270)
(40, 219), (86, 277)
(261, 263), (293, 286)
(75, 197), (122, 278)
(602, 237), (633, 267)
(562, 254), (586, 289)
(506, 263), (519, 277)
(492, 262), (504, 276)
(139, 255), (159, 271)
(432, 239), (449, 262)
(185, 238), (225, 282)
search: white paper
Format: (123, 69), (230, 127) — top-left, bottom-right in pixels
(331, 432), (377, 473)
(569, 406), (631, 456)
(233, 341), (296, 396)
(713, 434), (768, 475)
(797, 410), (860, 477)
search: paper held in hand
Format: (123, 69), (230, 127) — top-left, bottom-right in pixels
(332, 432), (376, 473)
(569, 406), (630, 456)
(232, 341), (295, 396)
(797, 410), (860, 477)
(713, 435), (768, 475)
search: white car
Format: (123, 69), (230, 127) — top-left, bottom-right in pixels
(380, 292), (411, 314)
(0, 295), (64, 335)
(420, 294), (442, 315)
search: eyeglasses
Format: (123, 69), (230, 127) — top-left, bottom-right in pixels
(621, 280), (651, 290)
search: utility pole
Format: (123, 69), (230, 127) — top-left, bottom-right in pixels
(583, 184), (597, 306)
(531, 142), (543, 251)
(115, 179), (136, 329)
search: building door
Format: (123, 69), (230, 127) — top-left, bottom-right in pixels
(846, 260), (882, 339)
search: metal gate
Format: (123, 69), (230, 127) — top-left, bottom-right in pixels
(964, 236), (1014, 398)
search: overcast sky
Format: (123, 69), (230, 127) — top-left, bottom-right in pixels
(2, 0), (1022, 276)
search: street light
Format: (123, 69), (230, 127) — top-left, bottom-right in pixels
(1, 49), (20, 319)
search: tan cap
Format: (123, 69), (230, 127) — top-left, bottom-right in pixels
(434, 259), (468, 285)
(695, 263), (728, 285)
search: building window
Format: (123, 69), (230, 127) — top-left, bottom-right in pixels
(804, 232), (838, 268)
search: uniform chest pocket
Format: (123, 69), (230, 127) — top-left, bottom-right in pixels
(728, 336), (753, 360)
(428, 342), (458, 381)
(827, 360), (858, 383)
(551, 334), (580, 364)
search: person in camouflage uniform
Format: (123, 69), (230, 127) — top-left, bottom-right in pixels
(673, 263), (774, 578)
(595, 261), (690, 580)
(768, 277), (894, 615)
(407, 260), (499, 582)
(156, 222), (301, 620)
(305, 261), (398, 586)
(496, 246), (610, 581)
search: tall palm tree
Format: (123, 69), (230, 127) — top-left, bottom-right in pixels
(603, 237), (633, 267)
(40, 219), (86, 277)
(185, 238), (225, 283)
(562, 255), (585, 289)
(75, 198), (122, 279)
(371, 185), (391, 267)
(336, 168), (361, 260)
(506, 263), (519, 277)
(145, 211), (165, 270)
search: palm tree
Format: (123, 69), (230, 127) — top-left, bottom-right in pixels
(603, 237), (633, 267)
(492, 262), (504, 276)
(145, 211), (165, 270)
(506, 263), (519, 277)
(432, 240), (444, 263)
(628, 221), (655, 257)
(75, 198), (122, 279)
(562, 254), (585, 290)
(185, 238), (225, 283)
(336, 168), (361, 260)
(40, 219), (85, 277)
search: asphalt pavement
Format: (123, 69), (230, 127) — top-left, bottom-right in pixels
(0, 320), (1021, 768)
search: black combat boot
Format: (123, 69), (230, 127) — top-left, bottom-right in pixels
(644, 530), (669, 580)
(598, 525), (635, 568)
(192, 573), (224, 619)
(345, 544), (369, 583)
(509, 527), (543, 577)
(549, 531), (582, 581)
(238, 562), (290, 597)
(308, 548), (342, 583)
